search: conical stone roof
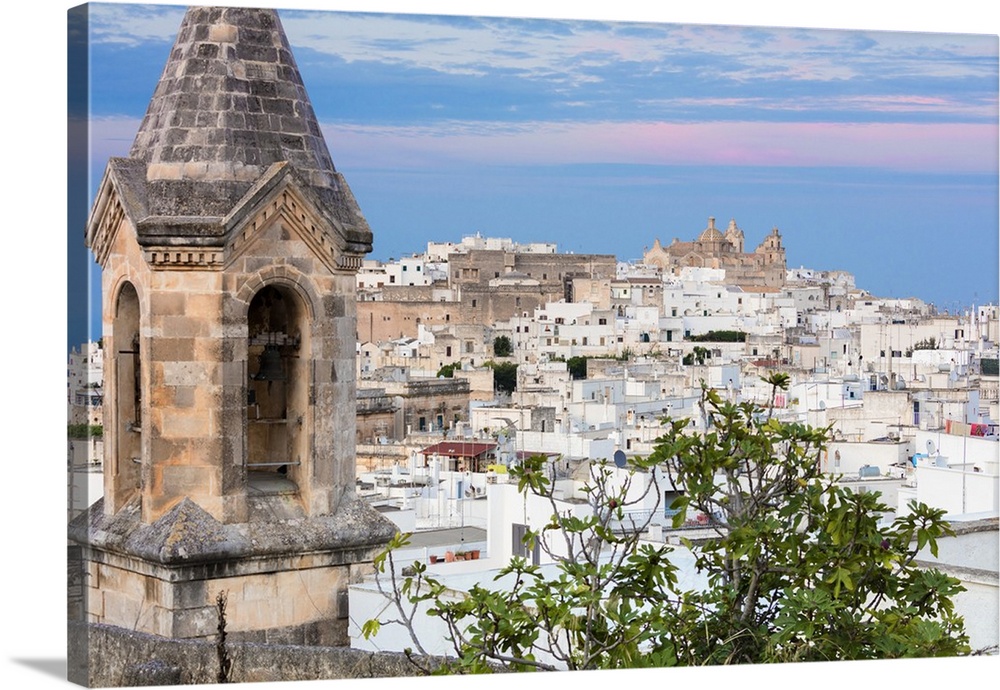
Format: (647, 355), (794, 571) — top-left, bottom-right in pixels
(120, 6), (371, 251)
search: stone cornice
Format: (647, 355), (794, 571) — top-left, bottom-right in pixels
(143, 247), (227, 269)
(86, 160), (369, 273)
(224, 170), (367, 275)
(68, 497), (398, 571)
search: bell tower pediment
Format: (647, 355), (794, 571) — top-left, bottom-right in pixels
(220, 164), (364, 275)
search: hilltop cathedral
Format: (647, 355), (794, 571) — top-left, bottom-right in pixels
(642, 217), (787, 289)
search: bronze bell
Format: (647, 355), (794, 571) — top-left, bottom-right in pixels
(255, 344), (286, 381)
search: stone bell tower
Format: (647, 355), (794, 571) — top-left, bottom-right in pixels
(71, 6), (395, 647)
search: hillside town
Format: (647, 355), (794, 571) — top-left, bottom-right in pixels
(64, 7), (997, 684)
(70, 221), (1000, 657)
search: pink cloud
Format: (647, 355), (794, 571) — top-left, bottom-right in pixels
(327, 120), (998, 174)
(89, 115), (997, 179)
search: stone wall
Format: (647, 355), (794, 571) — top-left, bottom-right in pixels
(357, 288), (552, 343)
(449, 250), (616, 291)
(69, 621), (447, 687)
(75, 517), (389, 648)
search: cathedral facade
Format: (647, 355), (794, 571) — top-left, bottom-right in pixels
(642, 217), (787, 289)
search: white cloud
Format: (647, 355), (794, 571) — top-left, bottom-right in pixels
(88, 4), (185, 46)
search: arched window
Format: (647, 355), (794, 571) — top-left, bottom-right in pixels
(111, 281), (142, 510)
(246, 283), (310, 496)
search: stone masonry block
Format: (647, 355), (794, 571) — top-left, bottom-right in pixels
(102, 590), (146, 629)
(150, 337), (196, 362)
(150, 605), (173, 638)
(151, 292), (187, 315)
(155, 315), (209, 339)
(153, 271), (222, 293)
(293, 592), (330, 623)
(208, 23), (237, 43)
(159, 407), (214, 438)
(172, 605), (217, 638)
(85, 586), (104, 618)
(98, 564), (147, 601)
(193, 337), (222, 362)
(173, 579), (209, 610)
(185, 293), (222, 319)
(242, 576), (277, 602)
(160, 360), (217, 387)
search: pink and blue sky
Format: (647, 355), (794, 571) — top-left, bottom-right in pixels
(68, 0), (999, 346)
(5, 3), (993, 690)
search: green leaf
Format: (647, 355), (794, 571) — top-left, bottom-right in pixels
(361, 619), (380, 640)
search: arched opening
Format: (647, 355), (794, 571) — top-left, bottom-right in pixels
(112, 281), (141, 509)
(246, 283), (310, 497)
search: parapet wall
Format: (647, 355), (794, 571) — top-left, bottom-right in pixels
(69, 621), (441, 687)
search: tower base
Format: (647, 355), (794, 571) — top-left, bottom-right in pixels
(68, 496), (396, 645)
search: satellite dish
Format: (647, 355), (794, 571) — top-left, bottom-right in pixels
(818, 401), (826, 410)
(613, 450), (627, 468)
(926, 439), (936, 456)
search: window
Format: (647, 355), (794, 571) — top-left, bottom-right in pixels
(512, 523), (539, 564)
(446, 346), (452, 357)
(472, 299), (477, 308)
(418, 417), (426, 431)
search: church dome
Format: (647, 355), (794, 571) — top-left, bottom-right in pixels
(698, 217), (724, 242)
